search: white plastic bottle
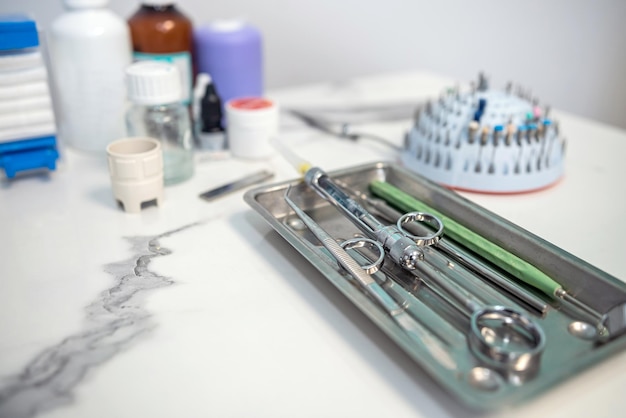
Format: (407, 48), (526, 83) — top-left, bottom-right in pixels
(48, 0), (132, 153)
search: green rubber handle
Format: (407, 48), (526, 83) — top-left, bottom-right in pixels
(370, 180), (561, 297)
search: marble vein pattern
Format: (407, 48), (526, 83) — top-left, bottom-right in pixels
(0, 222), (200, 418)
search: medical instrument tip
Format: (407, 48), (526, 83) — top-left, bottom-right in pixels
(271, 138), (313, 176)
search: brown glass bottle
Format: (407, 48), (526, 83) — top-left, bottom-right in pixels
(128, 2), (194, 103)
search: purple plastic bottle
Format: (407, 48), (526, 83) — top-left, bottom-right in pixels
(194, 20), (263, 119)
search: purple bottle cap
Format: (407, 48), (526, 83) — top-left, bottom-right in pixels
(194, 20), (263, 115)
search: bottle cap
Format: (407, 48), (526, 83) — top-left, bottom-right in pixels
(141, 0), (175, 6)
(0, 14), (39, 50)
(126, 61), (182, 105)
(210, 19), (246, 32)
(226, 97), (277, 125)
(63, 0), (109, 8)
(192, 73), (211, 121)
(200, 79), (223, 133)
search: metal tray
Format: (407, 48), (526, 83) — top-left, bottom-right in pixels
(244, 161), (626, 410)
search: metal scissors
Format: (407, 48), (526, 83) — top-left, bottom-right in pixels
(302, 167), (546, 373)
(284, 186), (458, 370)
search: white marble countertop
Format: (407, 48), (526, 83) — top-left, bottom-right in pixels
(1, 71), (625, 418)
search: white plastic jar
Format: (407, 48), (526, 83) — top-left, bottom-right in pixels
(226, 97), (278, 159)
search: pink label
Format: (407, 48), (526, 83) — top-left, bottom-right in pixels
(230, 97), (273, 110)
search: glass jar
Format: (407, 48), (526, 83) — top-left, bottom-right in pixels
(125, 61), (193, 185)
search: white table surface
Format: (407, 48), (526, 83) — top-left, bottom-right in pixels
(1, 71), (625, 418)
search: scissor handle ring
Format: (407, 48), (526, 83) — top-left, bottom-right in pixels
(397, 212), (444, 246)
(468, 306), (546, 372)
(340, 238), (385, 275)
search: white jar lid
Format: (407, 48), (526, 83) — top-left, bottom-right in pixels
(125, 61), (182, 105)
(226, 97), (278, 126)
(210, 19), (246, 32)
(64, 0), (109, 9)
(141, 0), (176, 6)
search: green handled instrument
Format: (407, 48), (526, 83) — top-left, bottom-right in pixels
(370, 180), (560, 296)
(370, 180), (607, 335)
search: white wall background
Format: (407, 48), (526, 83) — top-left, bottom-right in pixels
(2, 0), (625, 129)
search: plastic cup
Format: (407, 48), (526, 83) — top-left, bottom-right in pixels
(106, 137), (163, 213)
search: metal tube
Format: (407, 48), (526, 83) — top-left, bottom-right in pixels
(305, 167), (425, 270)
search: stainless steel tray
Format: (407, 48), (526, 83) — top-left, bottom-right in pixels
(244, 161), (626, 410)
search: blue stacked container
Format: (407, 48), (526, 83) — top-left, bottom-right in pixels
(0, 14), (58, 179)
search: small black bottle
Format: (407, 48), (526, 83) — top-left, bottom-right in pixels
(194, 74), (226, 151)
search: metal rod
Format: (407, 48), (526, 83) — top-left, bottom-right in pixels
(348, 248), (468, 349)
(198, 170), (274, 202)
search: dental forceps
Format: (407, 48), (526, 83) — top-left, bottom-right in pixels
(302, 167), (546, 373)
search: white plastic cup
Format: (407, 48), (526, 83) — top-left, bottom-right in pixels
(226, 97), (278, 159)
(106, 137), (163, 213)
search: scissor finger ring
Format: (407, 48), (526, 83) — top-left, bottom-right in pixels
(340, 238), (385, 274)
(397, 212), (444, 246)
